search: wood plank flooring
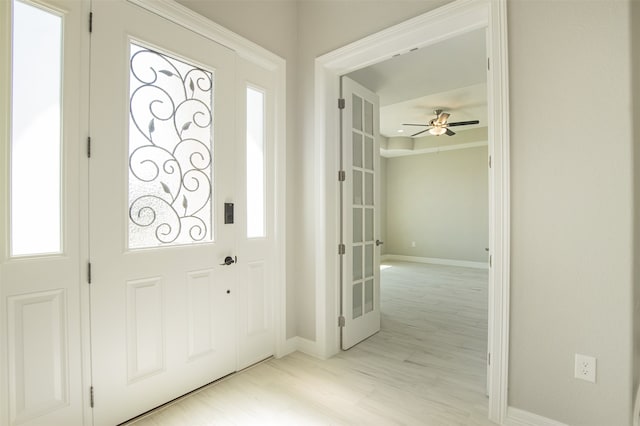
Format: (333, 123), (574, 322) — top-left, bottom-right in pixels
(127, 261), (494, 426)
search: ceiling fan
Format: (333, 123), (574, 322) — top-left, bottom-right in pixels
(403, 109), (479, 137)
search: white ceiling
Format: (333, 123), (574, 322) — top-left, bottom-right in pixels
(346, 28), (487, 139)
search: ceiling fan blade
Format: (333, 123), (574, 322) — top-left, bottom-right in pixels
(445, 128), (456, 136)
(435, 112), (450, 125)
(447, 120), (480, 127)
(411, 129), (430, 137)
(402, 123), (429, 126)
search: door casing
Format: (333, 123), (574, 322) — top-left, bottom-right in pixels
(313, 0), (510, 423)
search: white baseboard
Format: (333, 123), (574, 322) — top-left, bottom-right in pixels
(381, 254), (488, 270)
(278, 337), (299, 358)
(280, 336), (325, 359)
(505, 407), (568, 426)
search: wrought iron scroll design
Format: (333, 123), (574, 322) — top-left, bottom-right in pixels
(128, 44), (213, 248)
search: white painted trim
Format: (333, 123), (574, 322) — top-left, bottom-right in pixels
(280, 338), (298, 357)
(314, 0), (510, 423)
(505, 407), (568, 426)
(282, 337), (325, 360)
(78, 0), (93, 423)
(0, 2), (10, 425)
(125, 0), (289, 365)
(381, 140), (488, 158)
(486, 1), (511, 423)
(128, 0), (284, 71)
(382, 254), (488, 270)
(634, 383), (640, 426)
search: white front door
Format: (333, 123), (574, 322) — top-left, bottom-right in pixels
(340, 77), (381, 350)
(0, 0), (86, 424)
(88, 1), (277, 424)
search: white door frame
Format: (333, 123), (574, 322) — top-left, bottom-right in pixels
(313, 0), (510, 423)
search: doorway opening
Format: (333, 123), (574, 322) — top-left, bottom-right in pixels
(342, 21), (490, 412)
(314, 1), (509, 423)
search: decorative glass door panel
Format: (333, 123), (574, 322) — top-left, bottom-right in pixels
(341, 77), (381, 350)
(128, 43), (214, 249)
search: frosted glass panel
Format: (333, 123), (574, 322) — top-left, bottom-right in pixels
(364, 136), (374, 171)
(11, 1), (62, 256)
(353, 245), (362, 281)
(352, 282), (363, 319)
(246, 86), (266, 238)
(365, 208), (373, 241)
(365, 172), (374, 205)
(353, 170), (362, 205)
(353, 208), (362, 243)
(352, 132), (362, 168)
(364, 100), (373, 135)
(128, 43), (214, 249)
(352, 94), (362, 131)
(364, 279), (374, 313)
(365, 244), (373, 278)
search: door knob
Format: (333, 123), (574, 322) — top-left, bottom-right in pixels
(376, 240), (384, 246)
(220, 256), (237, 266)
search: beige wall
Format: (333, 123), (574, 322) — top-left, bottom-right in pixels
(385, 147), (488, 263)
(508, 1), (633, 424)
(633, 0), (640, 411)
(175, 1), (637, 424)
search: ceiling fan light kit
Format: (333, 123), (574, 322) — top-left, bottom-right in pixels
(403, 109), (480, 137)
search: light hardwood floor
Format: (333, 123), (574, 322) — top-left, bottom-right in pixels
(127, 261), (494, 426)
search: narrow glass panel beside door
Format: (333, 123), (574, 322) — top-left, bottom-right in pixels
(246, 86), (265, 238)
(11, 0), (62, 256)
(128, 43), (214, 249)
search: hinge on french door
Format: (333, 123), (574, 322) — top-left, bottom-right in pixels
(338, 170), (346, 182)
(338, 316), (345, 327)
(338, 244), (345, 255)
(487, 57), (490, 71)
(488, 155), (491, 168)
(338, 98), (345, 110)
(489, 255), (492, 268)
(88, 262), (92, 284)
(89, 12), (93, 33)
(90, 386), (94, 407)
(87, 136), (91, 158)
(488, 353), (491, 366)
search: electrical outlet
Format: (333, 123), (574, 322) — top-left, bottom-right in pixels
(411, 241), (416, 247)
(574, 353), (596, 383)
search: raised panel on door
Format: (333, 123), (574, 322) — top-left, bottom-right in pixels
(0, 0), (86, 424)
(341, 77), (381, 350)
(89, 1), (237, 424)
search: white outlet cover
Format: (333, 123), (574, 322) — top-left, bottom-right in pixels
(574, 353), (596, 383)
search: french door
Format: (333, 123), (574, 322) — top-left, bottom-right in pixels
(340, 77), (382, 350)
(89, 1), (276, 424)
